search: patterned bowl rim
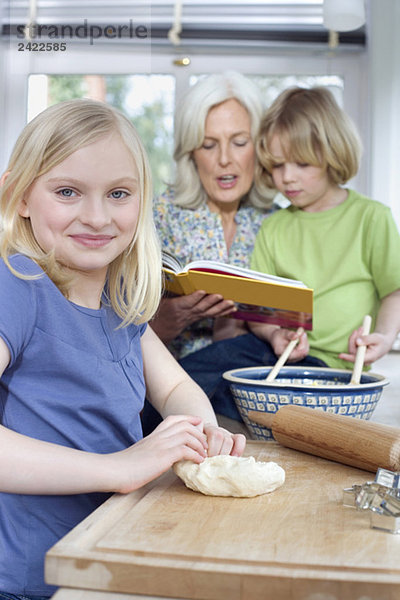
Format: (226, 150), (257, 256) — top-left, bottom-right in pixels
(222, 366), (389, 391)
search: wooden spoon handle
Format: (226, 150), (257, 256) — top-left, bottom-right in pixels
(265, 328), (304, 382)
(350, 315), (372, 384)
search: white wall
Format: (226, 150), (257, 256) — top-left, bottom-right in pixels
(368, 0), (400, 224)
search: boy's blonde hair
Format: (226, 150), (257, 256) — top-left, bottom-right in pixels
(172, 70), (275, 209)
(256, 86), (362, 189)
(0, 98), (161, 326)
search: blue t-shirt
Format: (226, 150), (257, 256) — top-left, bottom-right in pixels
(0, 255), (147, 595)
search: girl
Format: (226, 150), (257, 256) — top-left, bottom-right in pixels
(0, 99), (245, 598)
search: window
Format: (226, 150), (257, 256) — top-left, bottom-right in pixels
(27, 71), (344, 197)
(1, 0), (367, 198)
(28, 73), (175, 196)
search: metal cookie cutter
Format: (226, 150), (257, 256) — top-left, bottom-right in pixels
(343, 468), (400, 534)
(343, 484), (363, 508)
(374, 467), (400, 491)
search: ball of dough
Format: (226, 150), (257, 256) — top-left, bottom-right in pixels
(173, 455), (285, 497)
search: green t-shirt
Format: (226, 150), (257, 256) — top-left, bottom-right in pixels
(251, 189), (400, 369)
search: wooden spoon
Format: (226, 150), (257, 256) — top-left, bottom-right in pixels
(350, 315), (372, 385)
(264, 327), (304, 382)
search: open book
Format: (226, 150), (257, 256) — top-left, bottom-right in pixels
(162, 251), (313, 330)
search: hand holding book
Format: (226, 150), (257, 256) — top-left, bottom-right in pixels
(162, 251), (313, 330)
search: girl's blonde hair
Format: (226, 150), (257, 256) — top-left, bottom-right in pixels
(172, 70), (275, 209)
(256, 86), (362, 189)
(0, 98), (161, 326)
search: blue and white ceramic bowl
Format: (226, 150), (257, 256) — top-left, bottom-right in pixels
(223, 366), (389, 441)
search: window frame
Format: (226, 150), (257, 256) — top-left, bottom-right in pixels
(0, 43), (368, 194)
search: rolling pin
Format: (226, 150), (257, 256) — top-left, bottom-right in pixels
(248, 405), (400, 472)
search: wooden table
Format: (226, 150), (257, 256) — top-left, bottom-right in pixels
(46, 442), (400, 600)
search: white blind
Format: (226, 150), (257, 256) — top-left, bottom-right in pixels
(1, 1), (366, 46)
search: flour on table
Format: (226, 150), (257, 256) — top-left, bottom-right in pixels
(173, 455), (285, 497)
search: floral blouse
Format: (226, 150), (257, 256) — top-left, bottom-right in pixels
(153, 189), (276, 359)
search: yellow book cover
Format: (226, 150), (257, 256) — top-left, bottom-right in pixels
(162, 253), (313, 330)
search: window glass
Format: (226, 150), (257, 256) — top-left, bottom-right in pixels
(28, 72), (342, 197)
(28, 74), (175, 197)
(250, 74), (344, 106)
(190, 73), (344, 106)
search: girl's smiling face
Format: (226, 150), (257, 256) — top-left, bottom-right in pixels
(18, 133), (140, 288)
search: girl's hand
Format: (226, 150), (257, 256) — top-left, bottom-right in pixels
(270, 327), (309, 362)
(111, 415), (209, 494)
(109, 416), (246, 495)
(203, 422), (246, 458)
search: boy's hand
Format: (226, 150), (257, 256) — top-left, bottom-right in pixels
(340, 329), (393, 365)
(270, 327), (309, 362)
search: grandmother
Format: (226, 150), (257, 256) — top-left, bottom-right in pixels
(142, 71), (277, 434)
